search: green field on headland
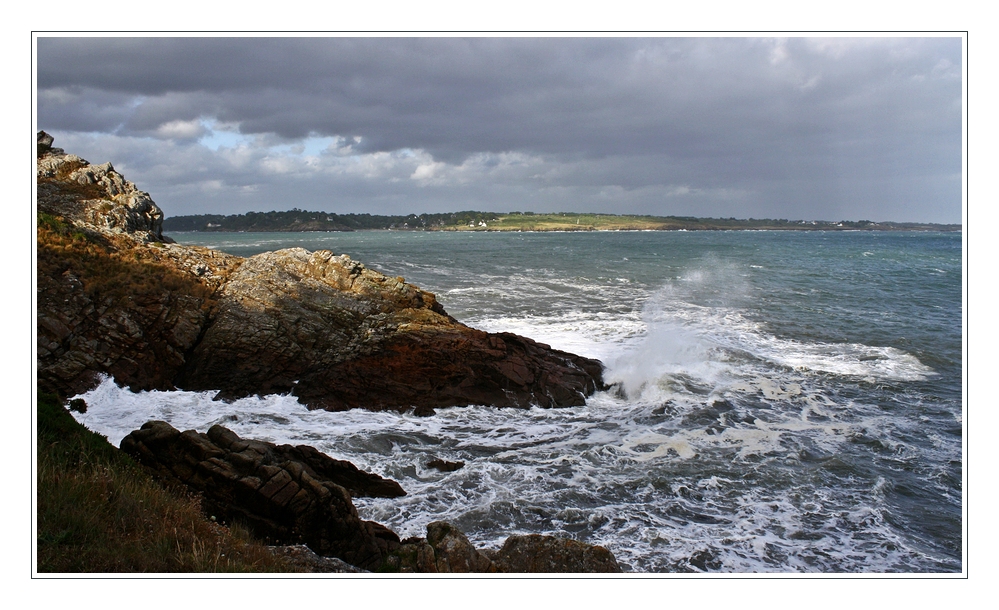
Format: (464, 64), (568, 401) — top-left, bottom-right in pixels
(163, 210), (960, 233)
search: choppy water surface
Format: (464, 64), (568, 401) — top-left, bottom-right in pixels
(72, 230), (963, 572)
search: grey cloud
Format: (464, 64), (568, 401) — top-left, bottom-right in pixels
(36, 36), (963, 223)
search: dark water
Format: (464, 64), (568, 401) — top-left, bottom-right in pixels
(74, 230), (963, 572)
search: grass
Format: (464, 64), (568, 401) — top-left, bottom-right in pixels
(36, 392), (302, 573)
(37, 216), (216, 308)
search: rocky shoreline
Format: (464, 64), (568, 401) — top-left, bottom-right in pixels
(36, 132), (618, 572)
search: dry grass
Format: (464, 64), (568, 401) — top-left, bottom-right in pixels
(36, 392), (303, 573)
(37, 217), (215, 308)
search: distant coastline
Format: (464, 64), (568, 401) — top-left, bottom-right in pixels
(163, 210), (961, 234)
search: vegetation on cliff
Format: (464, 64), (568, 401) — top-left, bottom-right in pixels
(162, 209), (495, 232)
(36, 393), (300, 572)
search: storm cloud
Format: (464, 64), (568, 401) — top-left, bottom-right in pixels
(35, 36), (963, 222)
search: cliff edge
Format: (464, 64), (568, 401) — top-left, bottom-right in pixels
(36, 132), (605, 410)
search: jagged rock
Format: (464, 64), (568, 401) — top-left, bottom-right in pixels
(37, 130), (58, 156)
(120, 421), (404, 569)
(180, 247), (605, 410)
(36, 233), (241, 396)
(381, 521), (497, 573)
(484, 534), (622, 573)
(426, 521), (497, 573)
(36, 136), (168, 244)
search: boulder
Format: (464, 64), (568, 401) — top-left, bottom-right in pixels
(485, 534), (622, 573)
(120, 421), (404, 569)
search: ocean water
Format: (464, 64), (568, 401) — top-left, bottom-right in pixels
(69, 230), (963, 573)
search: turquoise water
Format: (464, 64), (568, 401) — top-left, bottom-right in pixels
(74, 230), (963, 572)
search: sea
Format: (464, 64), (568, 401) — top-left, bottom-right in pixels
(69, 229), (964, 573)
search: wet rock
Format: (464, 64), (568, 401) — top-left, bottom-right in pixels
(427, 458), (464, 472)
(120, 421), (404, 569)
(485, 534), (622, 573)
(382, 521), (496, 573)
(426, 521), (497, 573)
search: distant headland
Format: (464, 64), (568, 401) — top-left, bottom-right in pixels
(163, 209), (961, 233)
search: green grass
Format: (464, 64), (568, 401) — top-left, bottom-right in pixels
(36, 392), (302, 573)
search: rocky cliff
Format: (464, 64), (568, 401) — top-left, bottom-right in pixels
(36, 131), (605, 410)
(37, 132), (617, 571)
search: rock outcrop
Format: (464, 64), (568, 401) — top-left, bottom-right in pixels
(179, 247), (604, 410)
(37, 131), (167, 244)
(37, 132), (605, 409)
(36, 133), (243, 396)
(120, 421), (404, 570)
(382, 521), (621, 573)
(485, 534), (622, 573)
(384, 521), (498, 573)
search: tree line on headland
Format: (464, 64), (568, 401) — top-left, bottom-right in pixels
(163, 209), (961, 233)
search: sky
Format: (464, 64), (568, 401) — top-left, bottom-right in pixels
(35, 36), (964, 223)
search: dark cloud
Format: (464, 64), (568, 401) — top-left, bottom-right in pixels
(36, 36), (963, 223)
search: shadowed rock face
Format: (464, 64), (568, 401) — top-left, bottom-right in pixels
(120, 421), (403, 569)
(382, 522), (622, 573)
(37, 132), (605, 410)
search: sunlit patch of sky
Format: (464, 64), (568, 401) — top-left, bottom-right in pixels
(197, 119), (343, 157)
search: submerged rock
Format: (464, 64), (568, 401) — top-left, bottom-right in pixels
(427, 458), (465, 472)
(120, 421), (404, 569)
